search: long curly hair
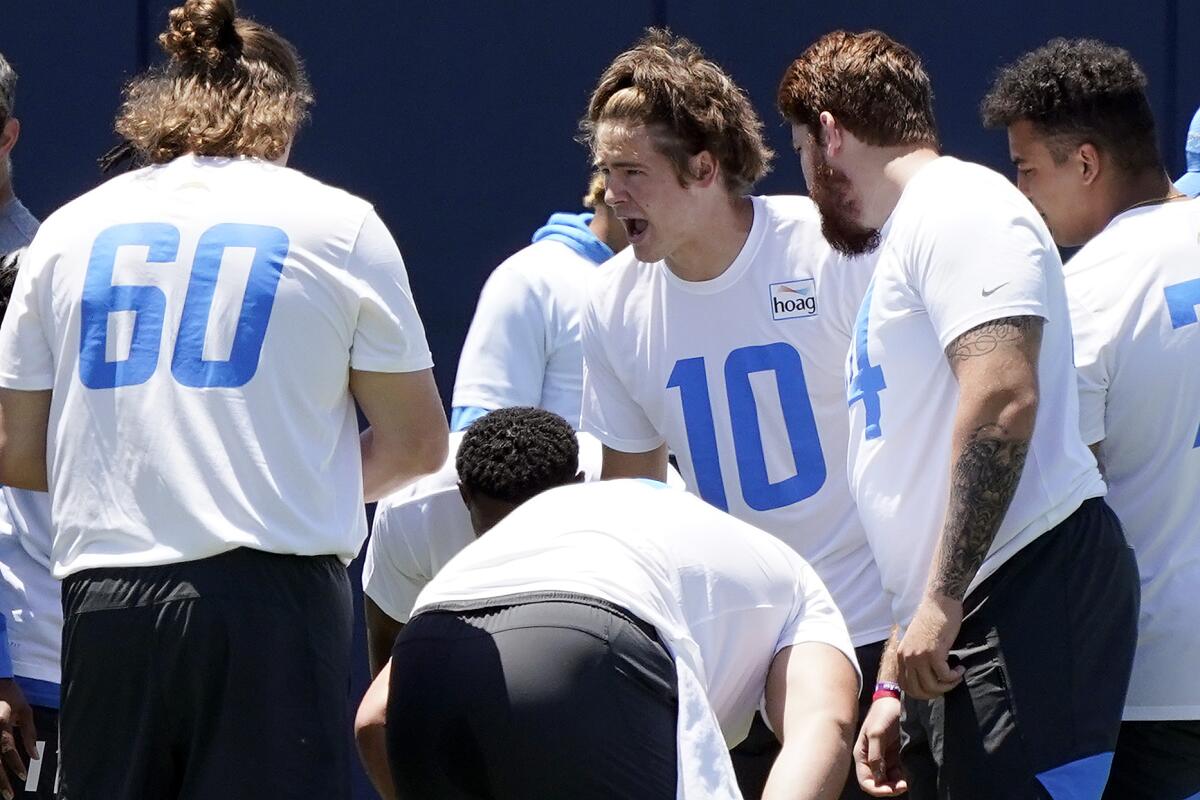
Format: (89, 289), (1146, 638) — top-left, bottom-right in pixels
(114, 0), (313, 164)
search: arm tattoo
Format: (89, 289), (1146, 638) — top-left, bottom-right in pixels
(930, 423), (1030, 599)
(945, 315), (1042, 363)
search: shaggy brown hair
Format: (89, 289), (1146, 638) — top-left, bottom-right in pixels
(777, 30), (939, 149)
(115, 0), (312, 164)
(581, 29), (773, 195)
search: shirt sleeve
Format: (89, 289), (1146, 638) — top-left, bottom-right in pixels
(345, 210), (434, 373)
(362, 497), (432, 624)
(1064, 271), (1111, 446)
(451, 262), (547, 411)
(0, 245), (55, 390)
(579, 285), (664, 453)
(911, 206), (1051, 349)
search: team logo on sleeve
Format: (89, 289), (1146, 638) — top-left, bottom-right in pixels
(769, 279), (818, 320)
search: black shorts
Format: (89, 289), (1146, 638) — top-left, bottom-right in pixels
(1, 704), (58, 799)
(59, 547), (353, 800)
(387, 593), (679, 799)
(1104, 719), (1200, 799)
(901, 498), (1139, 799)
(731, 639), (900, 800)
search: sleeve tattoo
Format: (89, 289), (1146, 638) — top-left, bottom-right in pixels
(931, 316), (1041, 599)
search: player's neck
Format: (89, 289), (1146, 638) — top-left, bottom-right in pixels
(861, 146), (940, 229)
(665, 195), (754, 282)
(0, 177), (13, 209)
(1105, 169), (1184, 224)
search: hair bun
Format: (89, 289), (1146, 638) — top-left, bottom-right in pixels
(160, 0), (241, 70)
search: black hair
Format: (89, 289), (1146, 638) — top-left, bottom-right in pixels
(0, 251), (19, 324)
(981, 38), (1161, 173)
(456, 407), (579, 504)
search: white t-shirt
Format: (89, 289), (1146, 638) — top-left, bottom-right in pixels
(364, 430), (604, 623)
(1065, 197), (1200, 720)
(0, 487), (60, 685)
(847, 157), (1105, 627)
(0, 155), (434, 577)
(414, 479), (858, 752)
(451, 239), (594, 427)
(581, 195), (891, 646)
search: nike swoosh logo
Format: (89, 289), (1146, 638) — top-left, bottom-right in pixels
(981, 282), (1010, 297)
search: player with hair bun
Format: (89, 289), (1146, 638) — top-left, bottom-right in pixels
(0, 1), (447, 797)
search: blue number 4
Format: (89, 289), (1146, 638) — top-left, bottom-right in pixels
(848, 277), (885, 439)
(79, 222), (288, 390)
(1165, 277), (1200, 448)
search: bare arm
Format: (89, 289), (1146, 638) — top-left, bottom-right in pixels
(351, 369), (448, 502)
(899, 316), (1042, 699)
(599, 443), (668, 482)
(365, 596), (404, 678)
(0, 388), (51, 491)
(854, 630), (908, 797)
(762, 642), (860, 800)
(355, 660), (397, 800)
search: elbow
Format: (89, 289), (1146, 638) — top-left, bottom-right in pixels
(413, 431), (449, 475)
(354, 693), (388, 755)
(997, 385), (1038, 442)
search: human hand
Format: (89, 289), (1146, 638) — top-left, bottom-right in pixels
(0, 678), (37, 800)
(897, 593), (964, 700)
(854, 696), (908, 796)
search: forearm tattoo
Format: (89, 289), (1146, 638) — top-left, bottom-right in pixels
(945, 315), (1042, 363)
(932, 316), (1040, 599)
(931, 425), (1029, 599)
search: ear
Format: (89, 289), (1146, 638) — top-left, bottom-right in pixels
(688, 150), (720, 188)
(0, 118), (19, 158)
(818, 111), (843, 157)
(1077, 142), (1102, 186)
(457, 481), (471, 506)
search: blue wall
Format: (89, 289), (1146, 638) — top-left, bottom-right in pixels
(2, 3), (1197, 797)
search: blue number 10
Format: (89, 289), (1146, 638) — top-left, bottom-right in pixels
(79, 222), (288, 390)
(667, 342), (826, 512)
(1165, 277), (1200, 448)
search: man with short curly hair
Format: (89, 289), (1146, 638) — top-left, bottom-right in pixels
(356, 407), (861, 800)
(984, 38), (1200, 799)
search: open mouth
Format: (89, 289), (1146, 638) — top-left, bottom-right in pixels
(622, 217), (649, 242)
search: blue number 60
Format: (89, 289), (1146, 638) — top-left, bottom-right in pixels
(79, 222), (288, 390)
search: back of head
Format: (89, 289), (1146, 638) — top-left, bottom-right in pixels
(456, 407), (579, 505)
(777, 30), (939, 148)
(0, 51), (16, 128)
(981, 38), (1161, 174)
(582, 28), (773, 195)
(115, 0), (313, 164)
(582, 172), (606, 209)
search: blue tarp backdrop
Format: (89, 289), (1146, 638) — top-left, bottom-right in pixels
(2, 2), (1197, 797)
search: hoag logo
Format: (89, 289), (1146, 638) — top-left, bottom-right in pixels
(769, 279), (818, 320)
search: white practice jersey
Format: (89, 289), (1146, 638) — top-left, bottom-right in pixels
(0, 487), (59, 685)
(414, 479), (859, 750)
(1065, 198), (1200, 720)
(0, 155), (433, 577)
(452, 240), (594, 427)
(364, 430), (604, 623)
(847, 157), (1105, 627)
(582, 195), (891, 646)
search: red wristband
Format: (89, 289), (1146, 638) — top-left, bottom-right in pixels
(872, 681), (901, 702)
